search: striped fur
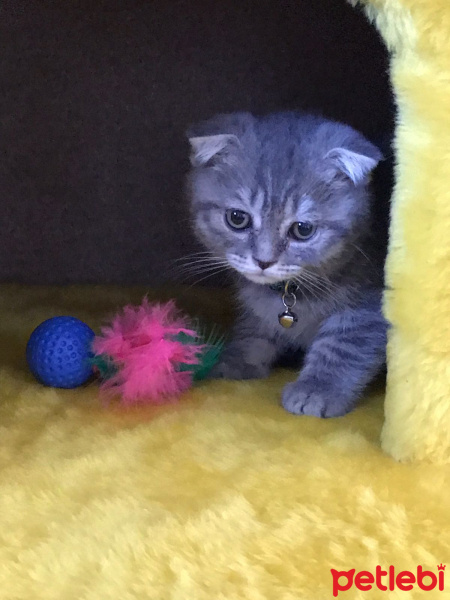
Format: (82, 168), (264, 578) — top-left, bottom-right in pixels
(186, 112), (387, 417)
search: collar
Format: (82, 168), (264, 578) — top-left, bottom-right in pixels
(268, 280), (299, 294)
(269, 281), (285, 293)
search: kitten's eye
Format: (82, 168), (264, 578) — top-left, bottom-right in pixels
(225, 209), (251, 230)
(289, 221), (316, 241)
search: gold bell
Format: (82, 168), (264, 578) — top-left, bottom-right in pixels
(278, 310), (297, 328)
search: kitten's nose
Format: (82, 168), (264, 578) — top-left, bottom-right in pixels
(254, 259), (276, 271)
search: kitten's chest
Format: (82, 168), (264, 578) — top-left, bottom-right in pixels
(239, 284), (325, 348)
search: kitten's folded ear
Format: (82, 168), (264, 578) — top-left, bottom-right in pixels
(188, 134), (240, 167)
(325, 138), (383, 185)
(186, 112), (253, 167)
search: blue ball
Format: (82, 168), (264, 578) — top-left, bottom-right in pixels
(26, 316), (95, 388)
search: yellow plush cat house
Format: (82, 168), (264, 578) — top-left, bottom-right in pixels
(359, 0), (450, 463)
(1, 1), (450, 599)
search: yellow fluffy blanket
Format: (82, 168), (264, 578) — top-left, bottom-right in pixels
(1, 285), (449, 599)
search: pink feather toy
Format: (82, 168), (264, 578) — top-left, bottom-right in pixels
(91, 299), (223, 406)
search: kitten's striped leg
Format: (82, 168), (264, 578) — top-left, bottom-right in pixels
(209, 311), (279, 380)
(282, 303), (387, 417)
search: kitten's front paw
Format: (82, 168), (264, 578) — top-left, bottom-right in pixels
(281, 381), (353, 418)
(209, 359), (270, 381)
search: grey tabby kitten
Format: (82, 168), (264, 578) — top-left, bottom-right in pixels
(185, 112), (387, 417)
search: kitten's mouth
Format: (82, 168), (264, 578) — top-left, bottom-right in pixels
(226, 254), (295, 285)
(240, 271), (288, 285)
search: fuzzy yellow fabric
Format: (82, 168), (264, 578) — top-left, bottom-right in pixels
(352, 1), (450, 461)
(1, 285), (449, 599)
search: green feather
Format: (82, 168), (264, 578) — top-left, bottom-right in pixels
(90, 353), (118, 380)
(175, 322), (224, 381)
(92, 321), (224, 384)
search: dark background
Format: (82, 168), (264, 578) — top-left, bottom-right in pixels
(1, 0), (394, 285)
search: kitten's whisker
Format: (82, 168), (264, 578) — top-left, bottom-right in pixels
(170, 251), (216, 264)
(302, 269), (340, 294)
(175, 260), (230, 279)
(301, 268), (334, 286)
(167, 255), (228, 278)
(293, 280), (319, 315)
(294, 272), (341, 309)
(295, 273), (329, 297)
(184, 256), (227, 263)
(350, 243), (373, 265)
(293, 276), (321, 299)
(177, 259), (228, 271)
(187, 266), (232, 288)
(311, 278), (341, 302)
(175, 262), (229, 280)
(177, 266), (229, 280)
(293, 277), (322, 308)
(175, 259), (229, 272)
